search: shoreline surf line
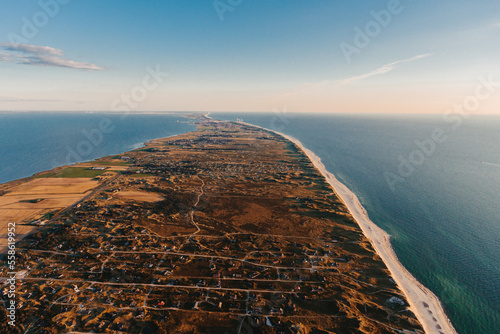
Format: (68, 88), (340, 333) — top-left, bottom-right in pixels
(227, 117), (457, 334)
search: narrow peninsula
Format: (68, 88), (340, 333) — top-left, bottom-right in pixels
(1, 119), (427, 333)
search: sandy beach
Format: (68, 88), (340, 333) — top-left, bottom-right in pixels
(277, 131), (458, 334)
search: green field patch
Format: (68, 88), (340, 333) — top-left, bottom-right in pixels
(40, 167), (107, 178)
(197, 125), (217, 131)
(42, 210), (57, 220)
(137, 147), (157, 152)
(91, 160), (129, 166)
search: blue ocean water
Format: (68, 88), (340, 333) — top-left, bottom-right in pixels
(212, 112), (500, 334)
(0, 113), (196, 184)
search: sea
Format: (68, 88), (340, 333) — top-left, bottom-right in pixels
(0, 112), (498, 333)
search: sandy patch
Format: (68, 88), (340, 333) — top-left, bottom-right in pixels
(0, 208), (48, 222)
(0, 195), (83, 210)
(114, 191), (164, 202)
(230, 202), (272, 226)
(0, 177), (101, 252)
(8, 178), (99, 195)
(0, 223), (37, 248)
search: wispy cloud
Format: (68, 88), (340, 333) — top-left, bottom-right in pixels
(0, 52), (15, 62)
(337, 53), (432, 86)
(0, 43), (103, 70)
(0, 43), (63, 56)
(17, 54), (104, 70)
(274, 53), (433, 102)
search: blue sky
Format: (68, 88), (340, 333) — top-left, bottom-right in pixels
(1, 0), (499, 113)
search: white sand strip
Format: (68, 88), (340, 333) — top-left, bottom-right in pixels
(278, 131), (458, 334)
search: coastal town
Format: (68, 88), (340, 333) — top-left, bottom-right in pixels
(0, 119), (423, 333)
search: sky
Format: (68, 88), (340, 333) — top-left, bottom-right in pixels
(0, 0), (499, 113)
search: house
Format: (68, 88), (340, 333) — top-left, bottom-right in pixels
(271, 307), (284, 315)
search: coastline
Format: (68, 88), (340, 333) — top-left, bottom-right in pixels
(0, 113), (196, 185)
(3, 119), (431, 333)
(2, 114), (457, 332)
(233, 119), (457, 334)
